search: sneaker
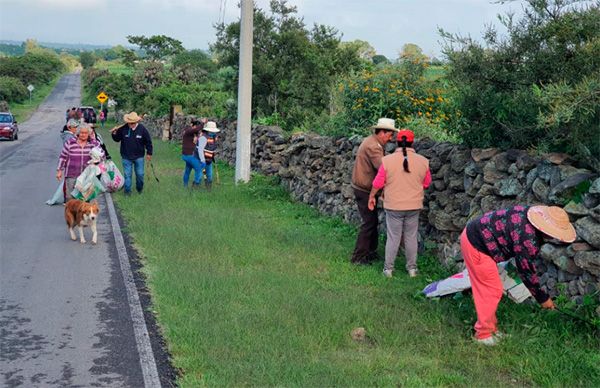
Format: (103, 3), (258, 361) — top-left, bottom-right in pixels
(383, 269), (393, 278)
(408, 269), (418, 278)
(474, 336), (499, 346)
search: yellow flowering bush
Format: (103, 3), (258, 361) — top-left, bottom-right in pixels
(339, 62), (456, 137)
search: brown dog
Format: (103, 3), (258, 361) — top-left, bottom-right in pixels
(64, 199), (99, 244)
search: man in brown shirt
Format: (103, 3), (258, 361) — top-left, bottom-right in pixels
(350, 118), (398, 264)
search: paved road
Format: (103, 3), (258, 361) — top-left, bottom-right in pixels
(0, 73), (146, 387)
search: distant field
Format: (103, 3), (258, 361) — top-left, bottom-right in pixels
(425, 65), (446, 80)
(95, 60), (133, 75)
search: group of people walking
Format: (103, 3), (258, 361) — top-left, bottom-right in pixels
(351, 117), (577, 346)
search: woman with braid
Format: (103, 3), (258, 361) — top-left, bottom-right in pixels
(368, 129), (431, 277)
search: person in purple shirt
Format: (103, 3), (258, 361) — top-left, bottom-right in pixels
(56, 124), (101, 200)
(460, 205), (576, 346)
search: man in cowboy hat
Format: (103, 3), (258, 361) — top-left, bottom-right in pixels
(350, 118), (398, 265)
(459, 205), (576, 346)
(195, 121), (220, 191)
(110, 112), (153, 195)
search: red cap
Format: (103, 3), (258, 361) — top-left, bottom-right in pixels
(397, 129), (414, 142)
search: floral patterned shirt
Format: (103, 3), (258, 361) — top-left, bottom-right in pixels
(466, 205), (549, 303)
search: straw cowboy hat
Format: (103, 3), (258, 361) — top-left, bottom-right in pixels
(123, 111), (142, 124)
(527, 206), (576, 243)
(371, 118), (399, 132)
(203, 121), (220, 133)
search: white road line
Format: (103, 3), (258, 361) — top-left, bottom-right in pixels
(105, 192), (162, 388)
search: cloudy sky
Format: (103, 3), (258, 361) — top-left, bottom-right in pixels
(0, 0), (524, 59)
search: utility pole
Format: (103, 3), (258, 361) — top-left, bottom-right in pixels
(235, 0), (253, 183)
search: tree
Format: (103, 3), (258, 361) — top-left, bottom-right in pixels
(210, 0), (363, 129)
(372, 55), (390, 65)
(126, 35), (185, 60)
(441, 0), (600, 168)
(171, 50), (216, 84)
(79, 51), (96, 69)
(341, 39), (376, 60)
(398, 43), (429, 63)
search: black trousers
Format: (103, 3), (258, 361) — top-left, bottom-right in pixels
(351, 188), (379, 263)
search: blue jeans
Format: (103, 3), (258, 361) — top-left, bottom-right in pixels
(204, 162), (213, 183)
(122, 157), (145, 193)
(182, 154), (204, 186)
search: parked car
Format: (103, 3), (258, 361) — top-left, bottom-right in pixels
(79, 106), (97, 124)
(0, 112), (18, 141)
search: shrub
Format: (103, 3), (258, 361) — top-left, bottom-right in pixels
(338, 61), (456, 137)
(0, 76), (28, 102)
(441, 0), (600, 168)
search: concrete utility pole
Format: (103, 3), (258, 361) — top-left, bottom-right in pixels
(235, 0), (253, 183)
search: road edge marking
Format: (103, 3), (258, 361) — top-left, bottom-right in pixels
(105, 192), (162, 388)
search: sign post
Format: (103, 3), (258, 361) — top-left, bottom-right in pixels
(27, 84), (35, 102)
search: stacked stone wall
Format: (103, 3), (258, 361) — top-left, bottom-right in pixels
(142, 115), (600, 305)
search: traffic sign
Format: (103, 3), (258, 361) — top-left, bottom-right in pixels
(97, 92), (108, 104)
(27, 84), (35, 92)
(107, 98), (117, 107)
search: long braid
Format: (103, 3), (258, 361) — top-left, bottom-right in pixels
(401, 137), (410, 172)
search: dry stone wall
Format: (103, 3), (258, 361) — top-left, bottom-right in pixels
(142, 115), (600, 305)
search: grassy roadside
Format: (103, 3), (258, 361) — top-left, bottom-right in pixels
(9, 74), (64, 122)
(97, 129), (599, 387)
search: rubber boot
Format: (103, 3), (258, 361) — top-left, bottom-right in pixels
(205, 181), (212, 192)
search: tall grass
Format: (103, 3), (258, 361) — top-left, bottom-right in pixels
(99, 131), (599, 387)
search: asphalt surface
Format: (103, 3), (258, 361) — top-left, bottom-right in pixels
(0, 73), (152, 387)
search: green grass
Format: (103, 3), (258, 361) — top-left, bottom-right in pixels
(98, 131), (600, 387)
(9, 74), (63, 122)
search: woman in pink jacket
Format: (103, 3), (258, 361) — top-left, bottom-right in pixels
(368, 129), (431, 278)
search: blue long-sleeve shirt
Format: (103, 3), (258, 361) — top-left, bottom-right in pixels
(111, 123), (153, 160)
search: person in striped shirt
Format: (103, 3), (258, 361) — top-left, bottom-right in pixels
(56, 124), (101, 200)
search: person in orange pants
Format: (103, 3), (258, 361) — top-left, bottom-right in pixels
(460, 205), (576, 345)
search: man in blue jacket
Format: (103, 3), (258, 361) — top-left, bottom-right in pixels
(110, 112), (153, 195)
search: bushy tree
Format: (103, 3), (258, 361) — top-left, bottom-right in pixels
(211, 0), (364, 129)
(171, 49), (216, 84)
(127, 35), (185, 61)
(0, 76), (28, 102)
(441, 0), (600, 168)
(79, 51), (97, 69)
(0, 51), (65, 86)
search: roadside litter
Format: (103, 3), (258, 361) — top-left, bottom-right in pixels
(422, 260), (532, 303)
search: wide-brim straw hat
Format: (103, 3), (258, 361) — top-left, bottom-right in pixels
(370, 118), (399, 132)
(123, 111), (142, 124)
(527, 206), (576, 243)
(203, 121), (220, 133)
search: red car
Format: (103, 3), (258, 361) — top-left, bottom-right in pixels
(0, 112), (18, 141)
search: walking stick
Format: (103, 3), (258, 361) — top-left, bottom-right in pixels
(148, 160), (160, 183)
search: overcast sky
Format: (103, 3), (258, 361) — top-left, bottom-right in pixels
(0, 0), (524, 59)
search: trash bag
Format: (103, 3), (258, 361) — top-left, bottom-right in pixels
(46, 180), (65, 205)
(72, 164), (106, 202)
(100, 160), (124, 192)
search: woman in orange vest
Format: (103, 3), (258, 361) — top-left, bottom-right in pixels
(368, 129), (431, 278)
